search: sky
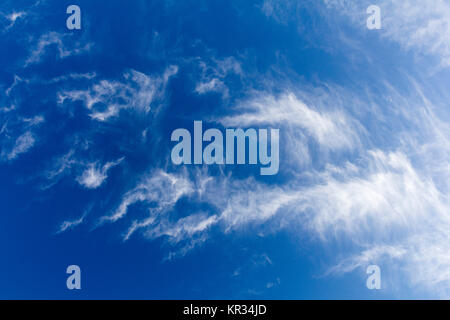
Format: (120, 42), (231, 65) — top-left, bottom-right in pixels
(1, 0), (450, 299)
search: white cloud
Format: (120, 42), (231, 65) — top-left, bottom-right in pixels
(195, 57), (242, 98)
(326, 245), (407, 275)
(377, 0), (450, 69)
(76, 157), (124, 189)
(262, 0), (450, 69)
(6, 11), (25, 23)
(56, 210), (89, 234)
(92, 138), (450, 295)
(195, 78), (228, 97)
(1, 11), (26, 31)
(3, 131), (35, 160)
(210, 148), (449, 295)
(78, 166), (106, 189)
(96, 169), (222, 259)
(323, 0), (450, 69)
(42, 149), (77, 189)
(5, 75), (26, 96)
(58, 66), (178, 121)
(0, 113), (45, 162)
(170, 78), (450, 295)
(26, 32), (92, 66)
(220, 91), (362, 152)
(261, 0), (298, 24)
(2, 0), (44, 32)
(24, 2), (446, 295)
(0, 105), (16, 113)
(213, 77), (450, 295)
(144, 212), (218, 244)
(48, 72), (97, 84)
(299, 150), (448, 240)
(100, 170), (194, 224)
(51, 65), (450, 296)
(22, 115), (44, 126)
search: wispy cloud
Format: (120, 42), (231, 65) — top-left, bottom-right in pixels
(144, 212), (218, 244)
(76, 157), (124, 189)
(220, 91), (361, 151)
(48, 72), (97, 84)
(56, 208), (90, 234)
(323, 0), (450, 69)
(2, 11), (26, 31)
(5, 75), (27, 96)
(103, 72), (449, 296)
(42, 149), (77, 189)
(195, 57), (242, 98)
(2, 131), (35, 161)
(3, 0), (446, 298)
(25, 32), (92, 66)
(0, 115), (44, 162)
(58, 66), (178, 121)
(99, 170), (194, 225)
(326, 245), (407, 275)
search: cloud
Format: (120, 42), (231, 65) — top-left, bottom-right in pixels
(5, 75), (27, 96)
(1, 10), (26, 31)
(48, 72), (97, 84)
(195, 57), (242, 98)
(191, 145), (449, 293)
(95, 169), (224, 259)
(261, 0), (299, 24)
(4, 0), (442, 297)
(100, 170), (194, 225)
(25, 32), (92, 66)
(300, 150), (448, 240)
(2, 131), (35, 160)
(214, 73), (449, 295)
(262, 0), (450, 70)
(22, 115), (44, 126)
(6, 11), (26, 23)
(0, 114), (44, 162)
(41, 149), (77, 189)
(159, 76), (450, 294)
(208, 148), (449, 295)
(51, 62), (450, 295)
(76, 157), (124, 189)
(144, 212), (218, 244)
(58, 66), (178, 121)
(56, 209), (89, 234)
(326, 245), (407, 275)
(220, 91), (362, 152)
(195, 78), (228, 97)
(1, 0), (44, 32)
(322, 0), (450, 69)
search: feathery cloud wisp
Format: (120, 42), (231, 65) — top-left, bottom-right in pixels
(76, 157), (124, 189)
(58, 66), (178, 121)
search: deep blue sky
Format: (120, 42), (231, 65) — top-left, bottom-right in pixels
(1, 0), (450, 299)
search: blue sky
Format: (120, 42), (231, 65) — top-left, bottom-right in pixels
(1, 0), (450, 299)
